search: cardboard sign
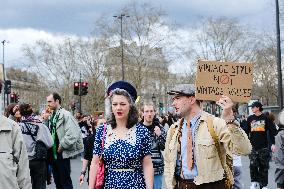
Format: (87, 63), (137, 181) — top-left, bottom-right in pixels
(195, 60), (253, 103)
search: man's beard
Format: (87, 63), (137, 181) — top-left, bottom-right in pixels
(176, 111), (183, 117)
(145, 116), (153, 123)
(49, 106), (56, 110)
(176, 106), (191, 118)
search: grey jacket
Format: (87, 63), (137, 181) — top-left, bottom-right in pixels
(275, 129), (284, 169)
(50, 107), (84, 159)
(19, 121), (53, 160)
(0, 115), (32, 189)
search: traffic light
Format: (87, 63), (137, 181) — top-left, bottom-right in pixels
(74, 81), (88, 96)
(10, 92), (17, 103)
(81, 82), (88, 96)
(4, 80), (11, 94)
(74, 82), (80, 95)
(16, 94), (20, 103)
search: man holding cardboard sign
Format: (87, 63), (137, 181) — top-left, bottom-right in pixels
(164, 82), (252, 188)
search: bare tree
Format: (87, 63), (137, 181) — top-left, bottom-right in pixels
(95, 2), (176, 102)
(192, 17), (257, 62)
(22, 38), (108, 112)
(76, 38), (108, 113)
(23, 38), (80, 107)
(22, 2), (179, 112)
(251, 34), (278, 106)
(189, 18), (278, 106)
(6, 68), (49, 111)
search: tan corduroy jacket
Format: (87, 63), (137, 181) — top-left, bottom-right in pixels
(164, 111), (251, 188)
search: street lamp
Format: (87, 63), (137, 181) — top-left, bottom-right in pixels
(275, 0), (283, 110)
(1, 40), (8, 107)
(113, 14), (130, 81)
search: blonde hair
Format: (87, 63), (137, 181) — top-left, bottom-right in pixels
(141, 101), (156, 112)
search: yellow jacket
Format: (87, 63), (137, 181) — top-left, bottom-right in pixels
(164, 111), (251, 188)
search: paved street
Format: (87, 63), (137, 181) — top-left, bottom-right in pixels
(241, 156), (276, 189)
(47, 155), (277, 189)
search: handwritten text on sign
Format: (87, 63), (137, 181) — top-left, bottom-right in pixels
(195, 60), (253, 103)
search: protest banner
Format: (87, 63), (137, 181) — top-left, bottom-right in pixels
(195, 60), (253, 103)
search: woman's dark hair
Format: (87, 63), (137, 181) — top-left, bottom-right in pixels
(107, 89), (139, 129)
(167, 113), (176, 126)
(19, 103), (33, 117)
(4, 103), (17, 117)
(160, 115), (167, 126)
(91, 119), (97, 133)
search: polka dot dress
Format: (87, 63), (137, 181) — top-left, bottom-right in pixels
(93, 124), (152, 189)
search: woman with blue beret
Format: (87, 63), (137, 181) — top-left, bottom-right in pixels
(88, 81), (154, 189)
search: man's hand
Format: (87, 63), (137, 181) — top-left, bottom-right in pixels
(154, 126), (161, 137)
(216, 95), (234, 121)
(13, 105), (19, 114)
(271, 144), (276, 153)
(57, 146), (63, 153)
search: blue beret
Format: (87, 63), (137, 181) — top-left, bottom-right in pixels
(107, 81), (137, 101)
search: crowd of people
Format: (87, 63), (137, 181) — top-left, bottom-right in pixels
(1, 80), (284, 189)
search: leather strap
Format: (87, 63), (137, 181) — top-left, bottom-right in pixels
(23, 122), (37, 142)
(206, 117), (227, 173)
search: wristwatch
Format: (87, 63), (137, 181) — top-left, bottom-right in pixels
(81, 171), (86, 176)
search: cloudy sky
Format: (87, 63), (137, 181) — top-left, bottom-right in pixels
(0, 0), (277, 70)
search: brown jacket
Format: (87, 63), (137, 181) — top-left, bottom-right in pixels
(164, 111), (251, 188)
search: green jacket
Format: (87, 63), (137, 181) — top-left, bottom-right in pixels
(52, 108), (84, 159)
(0, 115), (32, 189)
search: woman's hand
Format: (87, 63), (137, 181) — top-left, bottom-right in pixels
(271, 144), (276, 153)
(79, 159), (89, 186)
(79, 174), (84, 185)
(13, 105), (19, 114)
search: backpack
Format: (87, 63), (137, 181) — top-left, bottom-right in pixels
(25, 123), (47, 160)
